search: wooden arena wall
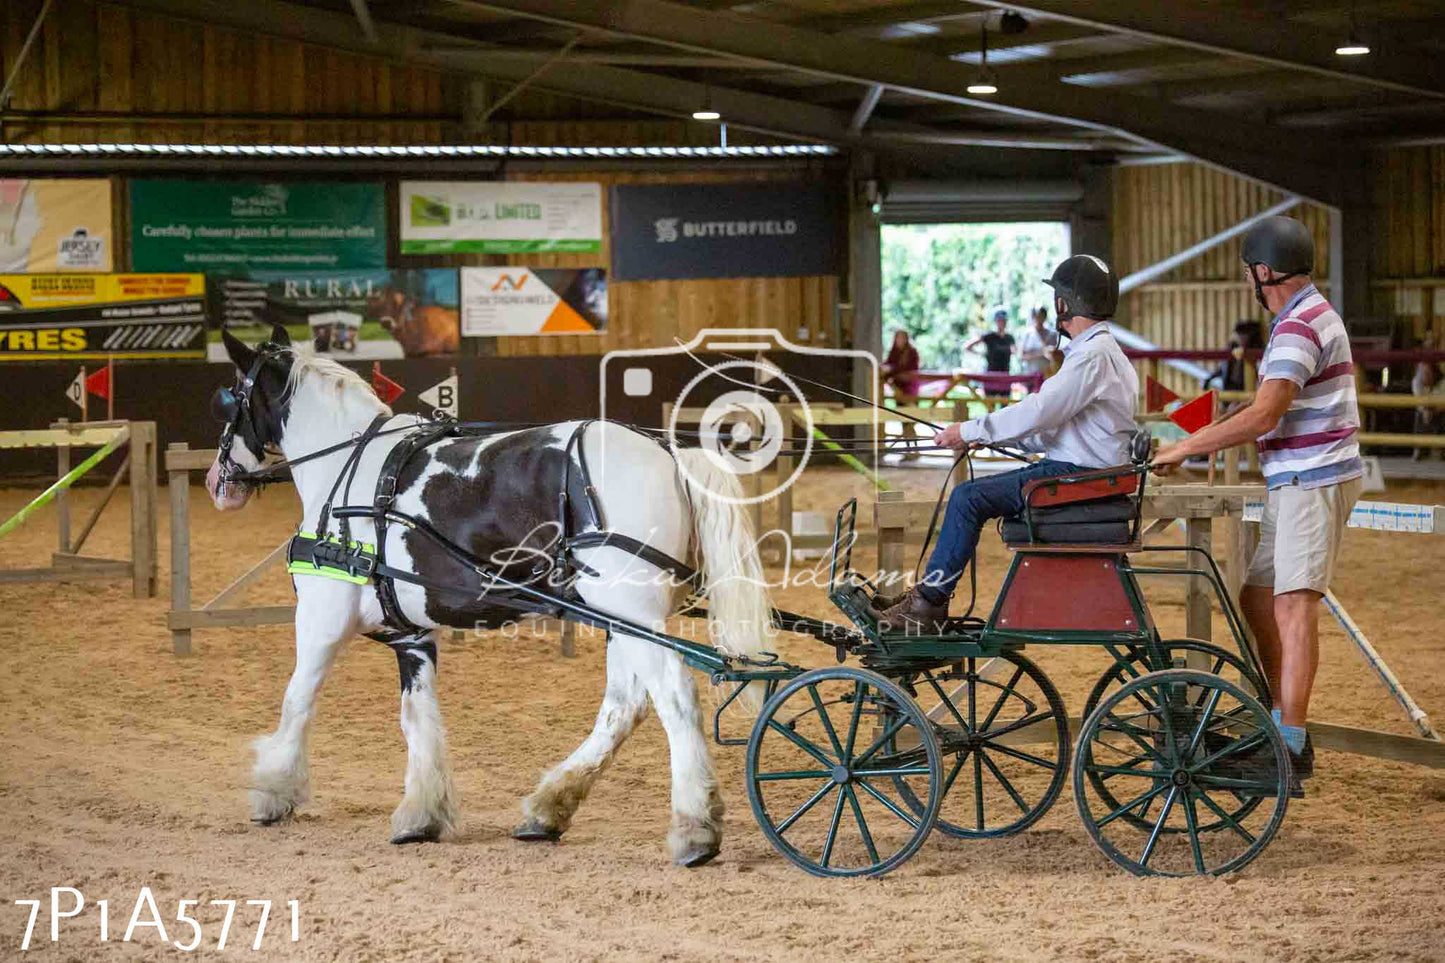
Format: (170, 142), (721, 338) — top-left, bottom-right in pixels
(1111, 154), (1445, 395)
(1369, 145), (1445, 348)
(1108, 163), (1333, 396)
(0, 1), (847, 359)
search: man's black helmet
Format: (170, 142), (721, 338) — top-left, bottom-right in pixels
(1240, 215), (1314, 277)
(1043, 254), (1118, 321)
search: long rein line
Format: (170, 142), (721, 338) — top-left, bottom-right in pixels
(686, 343), (1031, 463)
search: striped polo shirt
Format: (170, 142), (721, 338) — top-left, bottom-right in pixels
(1256, 283), (1363, 490)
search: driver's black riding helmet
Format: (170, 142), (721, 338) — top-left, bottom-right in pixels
(1043, 255), (1119, 332)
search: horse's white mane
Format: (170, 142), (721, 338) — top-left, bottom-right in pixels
(285, 346), (392, 418)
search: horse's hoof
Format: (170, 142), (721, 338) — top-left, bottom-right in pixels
(510, 820), (563, 843)
(390, 827), (441, 845)
(251, 807), (293, 827)
(675, 847), (720, 869)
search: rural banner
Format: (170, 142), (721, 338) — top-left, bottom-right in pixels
(0, 273), (206, 361)
(460, 267), (607, 337)
(130, 180), (386, 271)
(609, 181), (841, 281)
(400, 181), (602, 254)
(208, 268), (460, 360)
(0, 179), (113, 272)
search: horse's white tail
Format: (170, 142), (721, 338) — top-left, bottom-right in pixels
(674, 449), (772, 701)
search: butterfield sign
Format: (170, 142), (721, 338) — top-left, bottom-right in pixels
(609, 181), (841, 281)
(0, 273), (206, 360)
(460, 267), (606, 336)
(129, 180), (386, 271)
(400, 181), (602, 254)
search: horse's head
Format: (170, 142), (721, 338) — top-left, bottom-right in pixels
(207, 323), (295, 511)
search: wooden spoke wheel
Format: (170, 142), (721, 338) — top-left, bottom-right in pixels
(745, 667), (942, 878)
(1082, 640), (1267, 834)
(890, 651), (1070, 838)
(1074, 669), (1290, 877)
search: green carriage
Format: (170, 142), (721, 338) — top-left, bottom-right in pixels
(735, 451), (1291, 879)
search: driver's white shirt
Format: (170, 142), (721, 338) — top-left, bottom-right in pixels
(958, 322), (1138, 468)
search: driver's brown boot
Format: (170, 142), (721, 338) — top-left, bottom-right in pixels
(873, 587), (949, 635)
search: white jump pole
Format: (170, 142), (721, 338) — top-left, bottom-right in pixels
(1324, 589), (1439, 741)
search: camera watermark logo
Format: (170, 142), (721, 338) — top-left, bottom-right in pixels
(600, 329), (879, 508)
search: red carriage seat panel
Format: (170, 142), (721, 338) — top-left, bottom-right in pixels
(992, 553), (1143, 633)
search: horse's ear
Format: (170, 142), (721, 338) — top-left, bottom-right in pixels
(222, 328), (257, 372)
(270, 322), (291, 346)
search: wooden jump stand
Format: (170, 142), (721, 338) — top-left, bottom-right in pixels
(165, 443), (577, 658)
(0, 419), (156, 598)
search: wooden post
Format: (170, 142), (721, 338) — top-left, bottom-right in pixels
(128, 422), (157, 599)
(773, 406), (797, 546)
(876, 489), (907, 592)
(1185, 515), (1212, 656)
(1243, 358), (1261, 473)
(1223, 448), (1243, 600)
(560, 620), (576, 658)
(55, 417), (70, 553)
(168, 442), (193, 656)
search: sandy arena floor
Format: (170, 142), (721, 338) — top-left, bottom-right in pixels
(2, 464), (1444, 961)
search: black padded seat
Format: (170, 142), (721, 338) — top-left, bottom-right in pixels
(1000, 495), (1136, 545)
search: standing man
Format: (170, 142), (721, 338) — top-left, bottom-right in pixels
(1152, 215), (1363, 790)
(1018, 305), (1057, 381)
(966, 308), (1016, 400)
(877, 256), (1137, 630)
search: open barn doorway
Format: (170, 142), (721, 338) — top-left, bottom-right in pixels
(879, 222), (1069, 449)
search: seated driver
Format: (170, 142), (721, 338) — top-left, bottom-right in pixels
(876, 255), (1139, 632)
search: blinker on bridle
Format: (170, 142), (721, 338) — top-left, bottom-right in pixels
(213, 342), (289, 485)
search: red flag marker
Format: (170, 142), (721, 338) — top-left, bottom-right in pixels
(84, 364), (112, 400)
(372, 362), (405, 405)
(1145, 375), (1180, 413)
(1168, 390), (1217, 434)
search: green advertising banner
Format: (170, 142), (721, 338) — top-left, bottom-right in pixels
(129, 180), (386, 271)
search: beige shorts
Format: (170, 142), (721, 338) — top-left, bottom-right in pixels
(1245, 476), (1363, 595)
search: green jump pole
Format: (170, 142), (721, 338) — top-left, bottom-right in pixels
(0, 432), (127, 541)
(807, 426), (891, 491)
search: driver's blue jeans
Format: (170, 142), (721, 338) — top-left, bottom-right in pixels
(918, 459), (1082, 603)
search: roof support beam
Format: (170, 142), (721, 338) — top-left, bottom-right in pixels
(963, 0), (1445, 100)
(348, 0), (380, 44)
(456, 0), (1352, 202)
(1118, 195), (1302, 294)
(849, 84), (883, 134)
(107, 0), (863, 145)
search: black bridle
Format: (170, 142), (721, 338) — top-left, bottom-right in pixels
(211, 342), (290, 486)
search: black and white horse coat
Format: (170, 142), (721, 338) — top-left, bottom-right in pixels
(208, 329), (770, 865)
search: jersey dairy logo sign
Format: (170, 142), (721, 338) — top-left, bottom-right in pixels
(57, 227), (106, 269)
(654, 218), (679, 243)
(0, 179), (114, 272)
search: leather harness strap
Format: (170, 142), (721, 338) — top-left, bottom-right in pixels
(288, 419), (699, 636)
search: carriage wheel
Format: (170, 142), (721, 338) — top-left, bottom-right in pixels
(1082, 640), (1266, 834)
(1074, 669), (1289, 877)
(746, 667), (942, 878)
(889, 651), (1069, 838)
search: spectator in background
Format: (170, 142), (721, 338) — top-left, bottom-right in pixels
(883, 329), (921, 398)
(1204, 320), (1266, 393)
(1412, 336), (1443, 461)
(1018, 305), (1057, 381)
(966, 307), (1015, 398)
(883, 329), (925, 450)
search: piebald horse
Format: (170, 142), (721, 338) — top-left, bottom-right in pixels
(207, 325), (771, 866)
